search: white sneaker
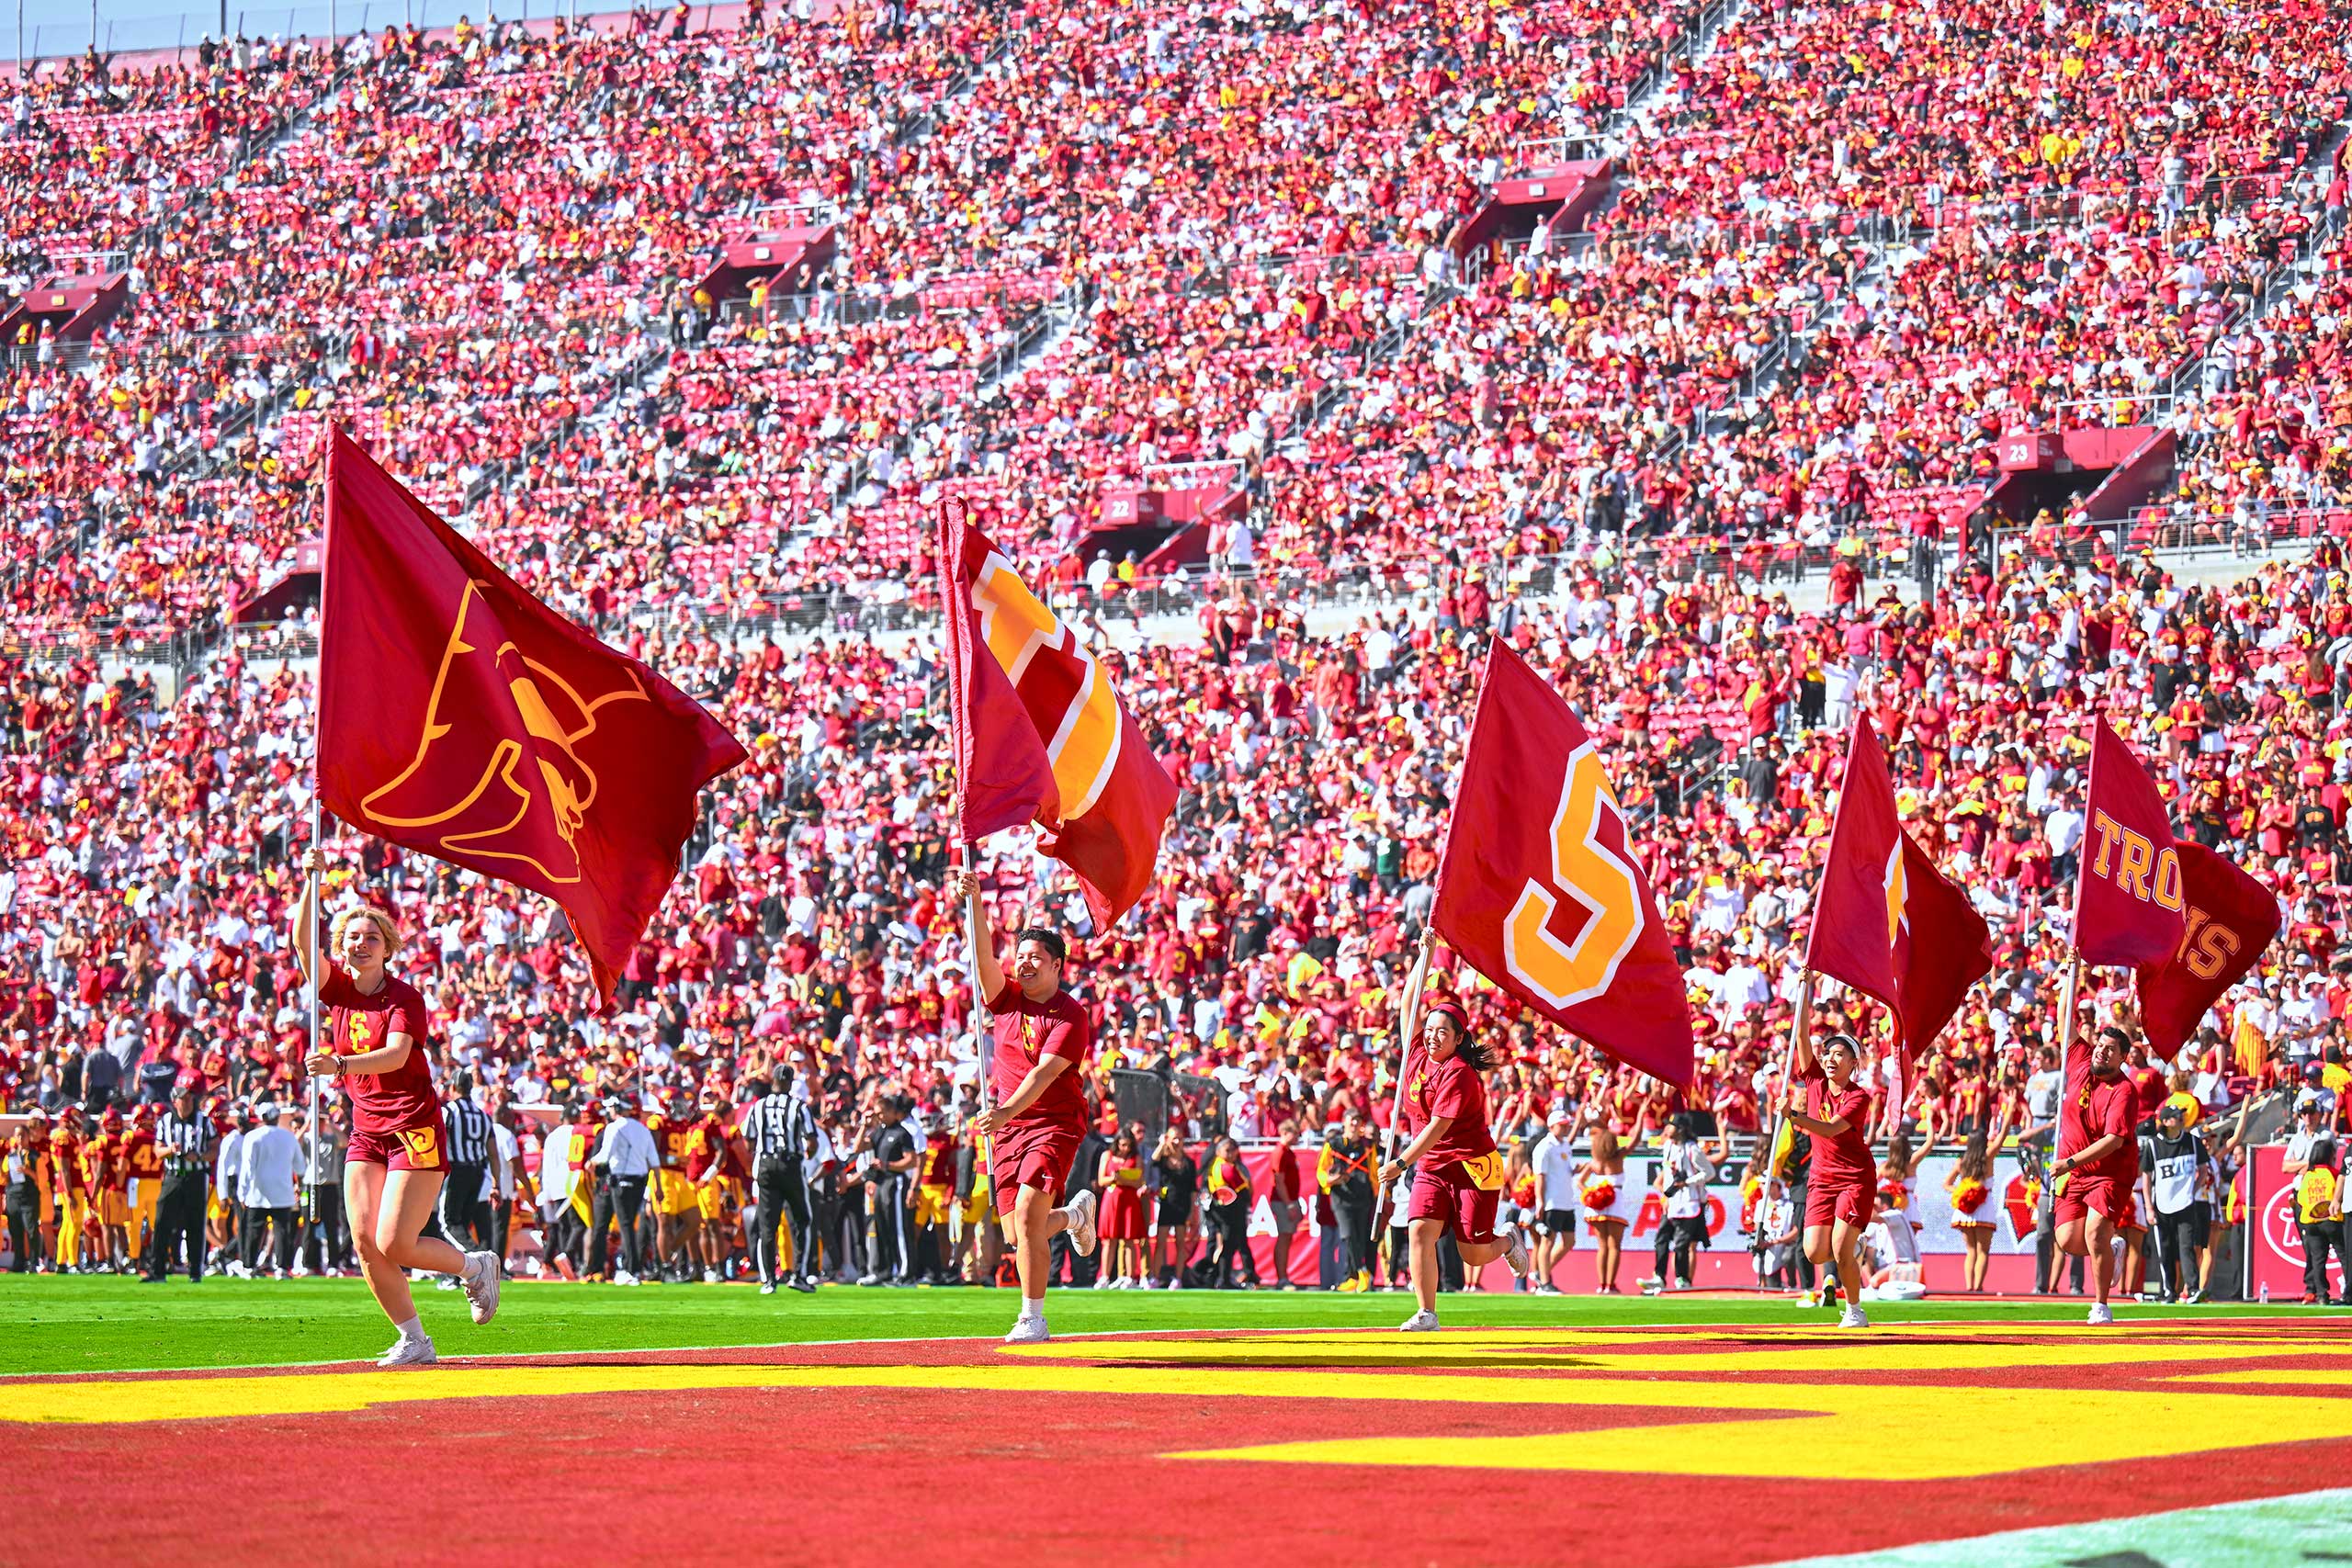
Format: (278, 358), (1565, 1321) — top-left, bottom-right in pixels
(1003, 1315), (1050, 1345)
(1092, 1273), (1114, 1289)
(1399, 1308), (1441, 1332)
(1503, 1230), (1532, 1280)
(2184, 1288), (2207, 1305)
(291, 1263), (312, 1278)
(1142, 1276), (1160, 1290)
(2087, 1302), (2115, 1325)
(379, 1334), (437, 1369)
(614, 1269), (639, 1287)
(758, 1282), (776, 1296)
(1838, 1304), (1871, 1329)
(702, 1269), (720, 1284)
(459, 1251), (501, 1325)
(1065, 1190), (1099, 1258)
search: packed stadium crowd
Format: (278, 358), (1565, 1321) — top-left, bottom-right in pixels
(5, 0), (2352, 1313)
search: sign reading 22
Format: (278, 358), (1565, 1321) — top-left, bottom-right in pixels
(1502, 742), (1645, 1010)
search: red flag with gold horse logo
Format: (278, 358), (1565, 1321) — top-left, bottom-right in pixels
(938, 505), (1178, 927)
(1432, 641), (1692, 1086)
(318, 427), (747, 1003)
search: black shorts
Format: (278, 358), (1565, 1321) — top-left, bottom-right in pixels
(2159, 1206), (2211, 1247)
(1156, 1196), (1193, 1228)
(1541, 1208), (1577, 1236)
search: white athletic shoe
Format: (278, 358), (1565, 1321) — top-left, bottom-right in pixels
(614, 1269), (640, 1287)
(703, 1269), (720, 1284)
(2087, 1302), (2115, 1325)
(1066, 1189), (1099, 1258)
(2184, 1288), (2207, 1305)
(1503, 1230), (1532, 1280)
(459, 1250), (502, 1325)
(758, 1282), (776, 1296)
(1092, 1273), (1114, 1289)
(1399, 1308), (1441, 1332)
(1838, 1304), (1871, 1329)
(1142, 1275), (1160, 1290)
(379, 1334), (437, 1370)
(1003, 1316), (1050, 1345)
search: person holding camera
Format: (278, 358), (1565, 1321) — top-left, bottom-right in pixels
(1641, 1114), (1713, 1293)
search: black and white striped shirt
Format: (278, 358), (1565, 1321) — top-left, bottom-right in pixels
(444, 1099), (493, 1167)
(154, 1110), (213, 1178)
(744, 1092), (812, 1166)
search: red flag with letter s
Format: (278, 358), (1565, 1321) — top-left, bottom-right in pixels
(1805, 716), (1991, 1068)
(318, 428), (747, 1004)
(937, 504), (1178, 928)
(2073, 716), (2188, 968)
(2134, 842), (2280, 1053)
(1432, 641), (1692, 1086)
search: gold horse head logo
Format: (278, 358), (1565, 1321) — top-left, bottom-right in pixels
(359, 581), (648, 885)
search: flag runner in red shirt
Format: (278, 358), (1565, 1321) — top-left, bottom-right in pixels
(2053, 1023), (2142, 1325)
(294, 848), (500, 1366)
(1379, 998), (1533, 1330)
(1781, 1029), (1877, 1328)
(953, 870), (1100, 1344)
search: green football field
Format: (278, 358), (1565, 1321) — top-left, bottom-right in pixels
(0, 1273), (2324, 1377)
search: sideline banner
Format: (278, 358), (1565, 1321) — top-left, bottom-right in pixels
(2246, 1144), (2341, 1301)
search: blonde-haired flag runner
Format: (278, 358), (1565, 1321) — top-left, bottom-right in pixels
(1374, 639), (1688, 1325)
(936, 501), (1178, 1343)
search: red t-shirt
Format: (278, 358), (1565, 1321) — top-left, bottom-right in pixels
(2062, 1053), (2140, 1185)
(1803, 1062), (1874, 1189)
(319, 964), (437, 1135)
(1403, 1047), (1496, 1170)
(988, 984), (1091, 1135)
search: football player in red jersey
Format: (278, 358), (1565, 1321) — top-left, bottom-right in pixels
(295, 847), (500, 1367)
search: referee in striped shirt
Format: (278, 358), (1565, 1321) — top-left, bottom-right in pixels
(146, 1083), (215, 1283)
(742, 1075), (817, 1295)
(438, 1082), (501, 1261)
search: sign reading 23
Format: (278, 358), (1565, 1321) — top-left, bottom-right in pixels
(1502, 742), (1646, 1010)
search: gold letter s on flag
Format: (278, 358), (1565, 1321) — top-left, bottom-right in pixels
(1502, 743), (1645, 1010)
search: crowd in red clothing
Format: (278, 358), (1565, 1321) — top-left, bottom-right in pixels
(4, 0), (2352, 1170)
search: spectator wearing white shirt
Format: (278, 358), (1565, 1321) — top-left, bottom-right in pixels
(1532, 1109), (1581, 1293)
(236, 1103), (303, 1277)
(2044, 789), (2086, 884)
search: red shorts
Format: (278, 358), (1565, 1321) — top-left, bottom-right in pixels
(347, 1116), (448, 1173)
(1804, 1179), (1874, 1230)
(1407, 1160), (1500, 1246)
(989, 1120), (1081, 1217)
(2056, 1174), (2135, 1231)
